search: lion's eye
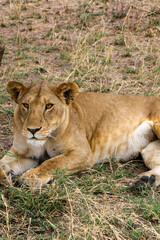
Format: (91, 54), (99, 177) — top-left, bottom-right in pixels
(22, 103), (29, 109)
(45, 103), (54, 110)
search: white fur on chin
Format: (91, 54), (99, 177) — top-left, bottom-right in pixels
(27, 139), (46, 147)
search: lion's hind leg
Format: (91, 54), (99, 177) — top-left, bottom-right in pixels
(136, 140), (160, 187)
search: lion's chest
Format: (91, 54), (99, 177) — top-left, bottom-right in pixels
(26, 140), (46, 160)
(92, 120), (154, 164)
(45, 140), (64, 158)
(26, 139), (68, 161)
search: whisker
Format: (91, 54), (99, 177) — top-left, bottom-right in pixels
(48, 133), (56, 140)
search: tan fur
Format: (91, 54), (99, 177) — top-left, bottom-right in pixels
(1, 80), (160, 187)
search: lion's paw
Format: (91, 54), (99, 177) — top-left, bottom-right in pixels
(0, 164), (16, 185)
(18, 169), (52, 188)
(134, 175), (155, 190)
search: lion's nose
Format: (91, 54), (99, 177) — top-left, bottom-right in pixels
(27, 127), (42, 135)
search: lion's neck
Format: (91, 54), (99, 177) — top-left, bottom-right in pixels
(48, 107), (70, 141)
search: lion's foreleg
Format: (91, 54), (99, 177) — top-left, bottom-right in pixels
(20, 150), (93, 188)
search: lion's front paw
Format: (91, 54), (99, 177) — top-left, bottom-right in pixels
(0, 164), (15, 185)
(19, 169), (52, 188)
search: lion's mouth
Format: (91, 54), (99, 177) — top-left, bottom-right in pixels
(31, 136), (38, 140)
(29, 137), (46, 141)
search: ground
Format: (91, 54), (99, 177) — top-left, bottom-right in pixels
(0, 0), (160, 239)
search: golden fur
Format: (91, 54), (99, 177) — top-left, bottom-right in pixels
(1, 80), (160, 187)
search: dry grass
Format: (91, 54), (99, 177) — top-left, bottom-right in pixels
(0, 0), (160, 239)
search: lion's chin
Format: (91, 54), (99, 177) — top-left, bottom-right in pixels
(27, 139), (46, 147)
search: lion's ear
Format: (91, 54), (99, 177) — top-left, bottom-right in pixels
(54, 82), (79, 105)
(7, 81), (27, 103)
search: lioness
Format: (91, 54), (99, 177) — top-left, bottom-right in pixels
(1, 80), (160, 188)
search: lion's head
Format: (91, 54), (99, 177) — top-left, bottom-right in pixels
(7, 81), (79, 145)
